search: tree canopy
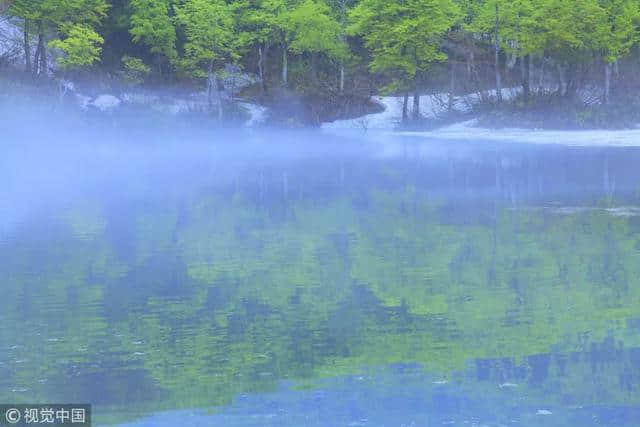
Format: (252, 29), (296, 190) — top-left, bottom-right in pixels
(3, 0), (640, 109)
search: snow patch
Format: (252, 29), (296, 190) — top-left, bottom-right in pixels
(322, 88), (519, 131)
(400, 120), (640, 147)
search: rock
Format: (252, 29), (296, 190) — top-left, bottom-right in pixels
(91, 94), (121, 111)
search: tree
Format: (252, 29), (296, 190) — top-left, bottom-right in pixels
(236, 0), (281, 91)
(596, 0), (639, 103)
(271, 0), (301, 86)
(471, 0), (516, 102)
(349, 0), (461, 121)
(281, 0), (347, 86)
(129, 0), (177, 74)
(329, 0), (354, 92)
(174, 0), (238, 119)
(8, 0), (108, 75)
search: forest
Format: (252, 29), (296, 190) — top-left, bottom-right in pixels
(2, 0), (640, 126)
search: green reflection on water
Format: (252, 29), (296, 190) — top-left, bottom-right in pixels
(1, 167), (639, 425)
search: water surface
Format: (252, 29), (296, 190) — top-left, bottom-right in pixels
(1, 133), (639, 426)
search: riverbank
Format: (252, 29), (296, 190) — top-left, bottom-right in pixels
(471, 91), (640, 130)
(3, 68), (639, 134)
(0, 69), (385, 129)
(323, 87), (640, 132)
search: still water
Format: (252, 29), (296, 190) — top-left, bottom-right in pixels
(1, 133), (639, 426)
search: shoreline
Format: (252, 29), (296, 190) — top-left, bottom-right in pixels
(3, 72), (639, 136)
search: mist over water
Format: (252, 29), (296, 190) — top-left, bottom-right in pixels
(1, 108), (640, 426)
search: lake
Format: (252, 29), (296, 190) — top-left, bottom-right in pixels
(1, 131), (639, 426)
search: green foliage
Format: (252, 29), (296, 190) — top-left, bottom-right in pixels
(129, 0), (177, 63)
(8, 0), (108, 24)
(121, 55), (152, 85)
(8, 0), (108, 70)
(235, 0), (285, 46)
(597, 0), (640, 63)
(174, 0), (238, 77)
(349, 0), (461, 92)
(471, 0), (640, 64)
(281, 0), (346, 58)
(48, 24), (104, 69)
(6, 0), (640, 106)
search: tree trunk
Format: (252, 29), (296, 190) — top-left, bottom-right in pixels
(338, 0), (347, 94)
(522, 54), (530, 103)
(32, 47), (40, 75)
(215, 78), (223, 121)
(604, 61), (611, 105)
(257, 46), (264, 82)
(539, 55), (545, 91)
(448, 60), (455, 112)
(529, 54), (534, 91)
(36, 26), (46, 76)
(402, 92), (409, 123)
(565, 63), (578, 98)
(495, 44), (502, 101)
(413, 89), (420, 120)
(207, 62), (222, 120)
(262, 42), (270, 92)
(310, 52), (318, 85)
(23, 20), (32, 73)
(465, 36), (477, 92)
(282, 44), (288, 86)
(207, 64), (214, 112)
(557, 64), (565, 96)
(32, 32), (41, 76)
(494, 3), (502, 102)
(258, 43), (271, 93)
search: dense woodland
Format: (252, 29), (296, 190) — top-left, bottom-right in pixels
(2, 0), (640, 124)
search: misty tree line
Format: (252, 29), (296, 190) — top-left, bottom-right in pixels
(2, 0), (640, 119)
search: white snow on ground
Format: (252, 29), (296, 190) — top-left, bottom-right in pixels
(323, 86), (640, 147)
(400, 120), (640, 147)
(322, 88), (519, 131)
